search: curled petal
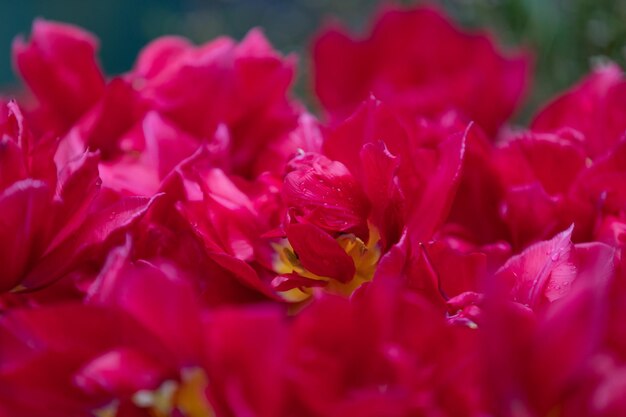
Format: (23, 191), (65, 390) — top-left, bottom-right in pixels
(286, 223), (356, 283)
(284, 153), (369, 233)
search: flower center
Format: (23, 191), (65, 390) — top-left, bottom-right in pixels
(134, 367), (214, 417)
(94, 367), (214, 417)
(272, 225), (381, 302)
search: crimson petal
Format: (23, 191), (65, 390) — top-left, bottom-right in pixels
(286, 223), (355, 283)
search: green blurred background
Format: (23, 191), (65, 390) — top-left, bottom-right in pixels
(1, 0), (625, 120)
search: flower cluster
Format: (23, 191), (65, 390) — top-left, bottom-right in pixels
(1, 5), (626, 417)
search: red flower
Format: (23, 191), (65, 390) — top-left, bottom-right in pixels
(272, 99), (469, 301)
(128, 29), (302, 179)
(4, 9), (626, 417)
(482, 242), (618, 416)
(0, 243), (287, 417)
(313, 6), (531, 136)
(283, 152), (370, 234)
(285, 279), (485, 416)
(488, 129), (626, 249)
(15, 21), (306, 200)
(13, 19), (105, 135)
(0, 102), (158, 297)
(173, 148), (287, 302)
(532, 63), (626, 158)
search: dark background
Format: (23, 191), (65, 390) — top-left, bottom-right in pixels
(1, 0), (625, 119)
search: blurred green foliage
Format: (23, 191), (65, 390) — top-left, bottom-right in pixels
(1, 0), (625, 121)
(440, 0), (626, 119)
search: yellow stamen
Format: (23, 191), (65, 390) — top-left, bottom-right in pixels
(93, 402), (118, 417)
(175, 368), (214, 417)
(272, 224), (381, 302)
(130, 367), (215, 417)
